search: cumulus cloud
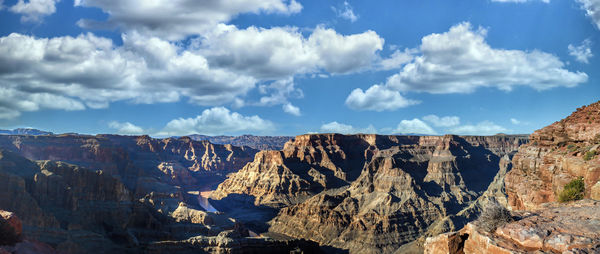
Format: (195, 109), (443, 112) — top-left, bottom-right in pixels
(108, 121), (145, 135)
(422, 115), (460, 127)
(448, 121), (508, 135)
(510, 118), (521, 125)
(320, 121), (377, 134)
(332, 1), (358, 22)
(378, 48), (417, 70)
(568, 39), (593, 64)
(345, 84), (420, 111)
(282, 103), (301, 116)
(577, 0), (600, 30)
(0, 32), (257, 118)
(347, 22), (586, 112)
(200, 25), (384, 78)
(394, 119), (437, 135)
(385, 22), (587, 93)
(74, 0), (302, 40)
(160, 107), (274, 136)
(9, 0), (60, 22)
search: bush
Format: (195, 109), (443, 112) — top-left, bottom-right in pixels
(558, 177), (585, 203)
(476, 198), (513, 233)
(583, 150), (597, 161)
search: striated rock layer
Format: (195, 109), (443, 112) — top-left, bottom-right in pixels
(506, 101), (600, 210)
(0, 149), (319, 253)
(212, 133), (527, 253)
(424, 199), (600, 254)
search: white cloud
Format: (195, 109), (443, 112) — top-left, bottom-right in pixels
(422, 115), (460, 127)
(448, 121), (508, 135)
(384, 22), (587, 93)
(74, 0), (302, 40)
(200, 25), (384, 78)
(160, 107), (274, 136)
(9, 0), (60, 22)
(577, 0), (600, 30)
(320, 121), (376, 134)
(0, 32), (257, 118)
(345, 84), (420, 111)
(108, 121), (145, 135)
(332, 1), (358, 22)
(394, 119), (437, 135)
(282, 103), (301, 116)
(568, 39), (593, 64)
(256, 78), (303, 106)
(491, 0), (549, 3)
(378, 48), (417, 70)
(510, 118), (521, 125)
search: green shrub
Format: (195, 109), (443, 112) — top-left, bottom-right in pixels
(584, 150), (597, 161)
(567, 144), (576, 152)
(558, 177), (585, 203)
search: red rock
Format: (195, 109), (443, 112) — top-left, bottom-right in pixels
(425, 200), (600, 254)
(0, 210), (22, 238)
(506, 101), (600, 211)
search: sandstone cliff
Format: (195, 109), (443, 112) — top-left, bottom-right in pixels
(211, 133), (527, 253)
(0, 149), (319, 253)
(0, 134), (257, 215)
(506, 101), (600, 210)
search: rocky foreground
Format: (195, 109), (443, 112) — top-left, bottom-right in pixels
(425, 101), (600, 254)
(211, 133), (528, 253)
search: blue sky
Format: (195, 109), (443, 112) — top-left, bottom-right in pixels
(0, 0), (598, 136)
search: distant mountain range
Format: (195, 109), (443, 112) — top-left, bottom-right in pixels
(187, 134), (292, 150)
(0, 128), (53, 136)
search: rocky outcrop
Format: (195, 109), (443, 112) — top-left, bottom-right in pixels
(189, 134), (292, 150)
(0, 134), (257, 187)
(212, 134), (527, 253)
(0, 134), (257, 216)
(424, 199), (600, 254)
(506, 101), (600, 210)
(0, 210), (58, 254)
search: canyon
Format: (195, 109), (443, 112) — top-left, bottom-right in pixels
(210, 134), (528, 253)
(1, 101), (599, 253)
(424, 101), (600, 254)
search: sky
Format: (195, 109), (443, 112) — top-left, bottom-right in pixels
(0, 0), (598, 137)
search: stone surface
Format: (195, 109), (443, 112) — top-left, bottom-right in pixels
(423, 231), (466, 254)
(506, 101), (600, 210)
(0, 211), (22, 239)
(425, 200), (600, 254)
(212, 133), (527, 253)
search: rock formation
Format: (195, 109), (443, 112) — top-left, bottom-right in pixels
(212, 133), (527, 253)
(505, 101), (600, 210)
(189, 134), (292, 150)
(0, 149), (319, 253)
(0, 210), (58, 254)
(424, 100), (600, 254)
(425, 199), (600, 254)
(0, 134), (257, 215)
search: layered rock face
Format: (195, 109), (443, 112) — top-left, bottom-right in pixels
(212, 133), (527, 253)
(506, 101), (600, 210)
(0, 149), (318, 253)
(189, 134), (292, 150)
(425, 200), (600, 254)
(0, 134), (257, 214)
